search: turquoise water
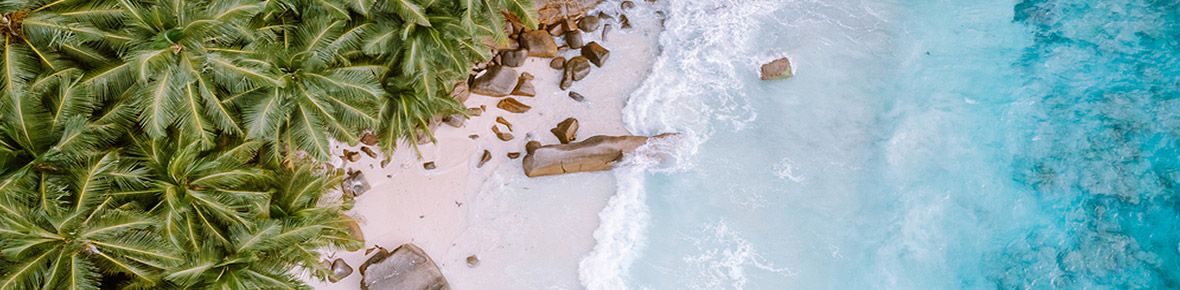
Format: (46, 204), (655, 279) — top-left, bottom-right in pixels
(583, 0), (1180, 288)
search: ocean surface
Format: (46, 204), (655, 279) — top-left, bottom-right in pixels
(581, 0), (1180, 289)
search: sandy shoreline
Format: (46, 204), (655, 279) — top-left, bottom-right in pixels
(308, 2), (666, 289)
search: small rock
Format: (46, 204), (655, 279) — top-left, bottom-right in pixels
(500, 49), (527, 67)
(478, 150), (492, 168)
(329, 258), (353, 283)
(578, 15), (601, 32)
(361, 133), (378, 146)
(582, 42), (610, 67)
(598, 11), (613, 20)
(520, 30), (558, 58)
(508, 152), (521, 159)
(560, 70), (574, 90)
(380, 159), (389, 168)
(565, 56), (591, 81)
(526, 141), (542, 154)
(565, 30), (584, 49)
(512, 77), (536, 97)
(760, 57), (794, 80)
(361, 147), (377, 158)
(496, 116), (514, 131)
(602, 24), (613, 41)
(343, 171), (370, 197)
(551, 118), (579, 144)
(344, 150), (361, 162)
(497, 98), (532, 113)
(547, 23), (565, 36)
(443, 114), (466, 128)
(468, 107), (484, 117)
(550, 57), (566, 70)
(423, 162), (436, 170)
(569, 91), (586, 102)
(471, 66), (519, 97)
(467, 255), (480, 267)
(621, 1), (636, 10)
(620, 14), (631, 29)
(562, 18), (577, 33)
(520, 72), (534, 80)
(468, 134), (479, 140)
(450, 80), (471, 104)
(493, 126), (514, 141)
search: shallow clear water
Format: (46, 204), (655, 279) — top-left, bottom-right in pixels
(583, 0), (1180, 288)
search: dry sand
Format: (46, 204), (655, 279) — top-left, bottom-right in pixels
(308, 3), (665, 289)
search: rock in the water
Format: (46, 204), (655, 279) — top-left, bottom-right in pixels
(760, 57), (794, 80)
(569, 91), (586, 102)
(512, 73), (536, 97)
(522, 133), (679, 177)
(361, 133), (379, 146)
(442, 114), (466, 128)
(470, 66), (519, 97)
(493, 126), (514, 141)
(329, 258), (353, 283)
(496, 116), (514, 131)
(526, 141), (542, 154)
(565, 30), (584, 49)
(360, 244), (450, 290)
(565, 56), (591, 81)
(602, 23), (613, 41)
(621, 1), (635, 10)
(343, 171), (370, 197)
(620, 14), (631, 29)
(361, 147), (378, 158)
(478, 150), (491, 168)
(451, 80), (470, 104)
(500, 49), (527, 67)
(550, 57), (566, 70)
(508, 152), (521, 159)
(582, 42), (610, 67)
(345, 218), (364, 252)
(497, 98), (531, 113)
(520, 30), (558, 58)
(466, 255), (480, 267)
(578, 15), (601, 32)
(550, 118), (579, 144)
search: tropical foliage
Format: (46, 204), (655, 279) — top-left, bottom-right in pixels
(0, 0), (532, 288)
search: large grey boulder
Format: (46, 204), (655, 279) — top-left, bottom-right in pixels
(360, 244), (450, 290)
(470, 66), (519, 97)
(522, 133), (679, 177)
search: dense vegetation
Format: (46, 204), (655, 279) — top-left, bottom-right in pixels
(0, 0), (532, 288)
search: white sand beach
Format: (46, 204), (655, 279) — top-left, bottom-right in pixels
(308, 3), (665, 289)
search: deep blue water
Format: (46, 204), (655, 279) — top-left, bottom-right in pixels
(582, 0), (1180, 288)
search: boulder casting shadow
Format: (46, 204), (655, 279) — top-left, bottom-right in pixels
(522, 133), (679, 177)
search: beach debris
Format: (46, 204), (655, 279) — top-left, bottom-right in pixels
(565, 56), (591, 81)
(582, 42), (610, 67)
(343, 171), (371, 197)
(512, 73), (536, 97)
(520, 30), (558, 58)
(360, 244), (450, 290)
(550, 57), (566, 69)
(523, 134), (680, 177)
(496, 116), (514, 131)
(551, 118), (579, 144)
(565, 30), (584, 49)
(468, 106), (483, 117)
(569, 91), (586, 102)
(508, 152), (521, 159)
(497, 97), (532, 113)
(344, 150), (361, 162)
(602, 23), (613, 41)
(620, 14), (631, 29)
(546, 22), (565, 36)
(329, 258), (353, 283)
(443, 113), (466, 128)
(500, 49), (527, 67)
(578, 15), (601, 32)
(760, 57), (794, 80)
(450, 80), (471, 104)
(493, 125), (515, 141)
(423, 162), (436, 170)
(345, 218), (364, 249)
(361, 133), (379, 146)
(471, 66), (519, 97)
(526, 141), (542, 154)
(479, 150), (492, 168)
(621, 1), (636, 10)
(467, 255), (481, 267)
(361, 147), (377, 158)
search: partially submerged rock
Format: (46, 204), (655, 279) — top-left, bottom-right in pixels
(471, 66), (519, 97)
(760, 57), (794, 80)
(520, 30), (558, 58)
(578, 15), (600, 32)
(522, 134), (679, 177)
(359, 244), (450, 290)
(550, 118), (579, 144)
